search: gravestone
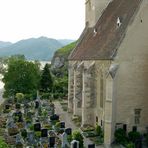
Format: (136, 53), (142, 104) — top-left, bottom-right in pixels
(49, 137), (55, 147)
(88, 144), (95, 148)
(62, 132), (70, 148)
(34, 123), (41, 131)
(65, 128), (72, 135)
(27, 132), (35, 145)
(50, 114), (59, 121)
(49, 102), (55, 115)
(35, 101), (40, 109)
(71, 140), (79, 148)
(41, 129), (48, 137)
(5, 104), (10, 109)
(60, 122), (65, 128)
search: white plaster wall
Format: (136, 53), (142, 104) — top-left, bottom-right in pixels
(114, 0), (148, 132)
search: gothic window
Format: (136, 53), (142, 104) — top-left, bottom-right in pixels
(134, 109), (141, 124)
(100, 76), (103, 108)
(96, 116), (98, 123)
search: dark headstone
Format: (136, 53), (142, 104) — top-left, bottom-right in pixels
(18, 116), (23, 122)
(88, 144), (95, 148)
(34, 123), (41, 131)
(73, 141), (78, 148)
(41, 129), (48, 137)
(5, 104), (10, 109)
(16, 104), (21, 109)
(35, 101), (39, 109)
(60, 122), (65, 128)
(50, 114), (59, 121)
(65, 128), (72, 135)
(49, 137), (55, 147)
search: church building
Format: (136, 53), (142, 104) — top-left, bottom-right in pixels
(68, 0), (148, 146)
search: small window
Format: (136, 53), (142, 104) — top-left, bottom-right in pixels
(123, 124), (127, 132)
(96, 116), (98, 123)
(135, 109), (141, 115)
(134, 109), (141, 124)
(117, 17), (122, 27)
(101, 120), (103, 126)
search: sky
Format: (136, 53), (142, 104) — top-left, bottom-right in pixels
(0, 0), (85, 43)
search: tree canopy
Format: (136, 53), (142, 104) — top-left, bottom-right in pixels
(2, 57), (41, 98)
(40, 63), (53, 93)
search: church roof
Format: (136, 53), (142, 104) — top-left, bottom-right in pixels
(69, 0), (142, 60)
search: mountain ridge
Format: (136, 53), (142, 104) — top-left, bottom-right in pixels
(0, 37), (74, 61)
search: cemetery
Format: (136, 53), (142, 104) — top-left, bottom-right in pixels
(0, 97), (87, 148)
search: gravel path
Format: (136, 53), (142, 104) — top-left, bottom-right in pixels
(54, 101), (104, 148)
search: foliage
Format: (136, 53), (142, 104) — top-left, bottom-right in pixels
(114, 128), (128, 145)
(67, 135), (72, 143)
(15, 93), (24, 103)
(2, 57), (41, 98)
(51, 41), (77, 99)
(128, 131), (141, 143)
(0, 137), (9, 148)
(72, 130), (84, 148)
(21, 129), (27, 139)
(53, 76), (68, 99)
(95, 125), (102, 136)
(0, 57), (7, 75)
(145, 133), (148, 146)
(35, 131), (41, 137)
(126, 142), (135, 148)
(29, 124), (34, 131)
(55, 41), (77, 56)
(40, 63), (53, 93)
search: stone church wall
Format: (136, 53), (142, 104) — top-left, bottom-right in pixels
(114, 0), (148, 132)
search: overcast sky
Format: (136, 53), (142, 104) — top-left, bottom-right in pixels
(0, 0), (85, 43)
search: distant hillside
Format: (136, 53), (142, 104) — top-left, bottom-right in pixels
(0, 41), (12, 48)
(0, 37), (74, 61)
(58, 39), (75, 46)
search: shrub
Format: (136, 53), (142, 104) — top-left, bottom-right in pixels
(29, 124), (34, 131)
(126, 142), (135, 148)
(0, 137), (9, 148)
(72, 130), (84, 148)
(95, 125), (102, 136)
(145, 133), (148, 146)
(128, 131), (141, 143)
(21, 129), (27, 139)
(35, 131), (41, 137)
(114, 128), (128, 145)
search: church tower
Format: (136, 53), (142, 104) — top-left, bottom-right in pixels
(85, 0), (110, 27)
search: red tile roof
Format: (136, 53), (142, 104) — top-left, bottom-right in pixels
(69, 0), (142, 60)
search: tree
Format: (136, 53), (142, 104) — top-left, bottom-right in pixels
(40, 63), (53, 93)
(2, 58), (41, 98)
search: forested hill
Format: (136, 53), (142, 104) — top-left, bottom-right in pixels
(51, 41), (77, 76)
(0, 37), (74, 61)
(0, 41), (12, 48)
